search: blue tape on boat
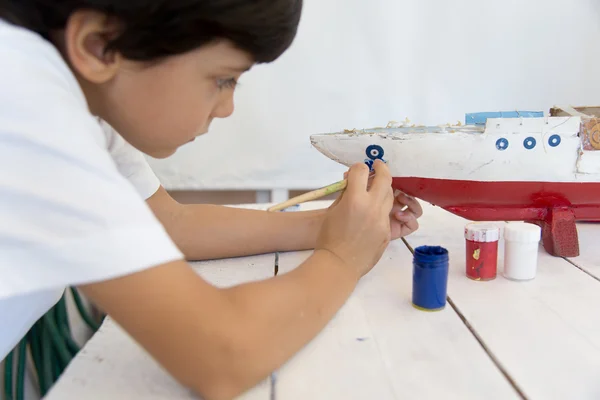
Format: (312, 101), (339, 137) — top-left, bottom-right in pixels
(412, 245), (449, 311)
(465, 111), (544, 125)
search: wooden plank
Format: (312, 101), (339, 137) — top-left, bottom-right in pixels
(272, 201), (519, 400)
(45, 253), (276, 400)
(273, 249), (397, 400)
(565, 221), (600, 281)
(404, 202), (600, 400)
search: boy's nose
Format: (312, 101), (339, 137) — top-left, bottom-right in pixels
(212, 95), (234, 119)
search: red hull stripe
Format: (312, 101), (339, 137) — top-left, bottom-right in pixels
(392, 177), (600, 222)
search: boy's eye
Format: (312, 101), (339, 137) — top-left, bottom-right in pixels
(216, 78), (238, 90)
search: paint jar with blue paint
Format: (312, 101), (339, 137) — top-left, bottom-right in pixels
(412, 245), (449, 311)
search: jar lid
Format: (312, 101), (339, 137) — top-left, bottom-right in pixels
(503, 222), (541, 242)
(464, 222), (500, 242)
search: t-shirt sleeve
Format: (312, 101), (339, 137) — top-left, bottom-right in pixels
(0, 25), (184, 299)
(99, 119), (161, 200)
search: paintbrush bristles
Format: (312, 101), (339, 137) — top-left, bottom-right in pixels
(267, 179), (347, 212)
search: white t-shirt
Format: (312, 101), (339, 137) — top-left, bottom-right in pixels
(0, 19), (184, 359)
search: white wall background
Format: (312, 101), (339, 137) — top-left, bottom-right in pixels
(146, 0), (600, 191)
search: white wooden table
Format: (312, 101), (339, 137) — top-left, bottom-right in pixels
(45, 200), (600, 400)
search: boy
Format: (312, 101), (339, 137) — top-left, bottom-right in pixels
(0, 1), (422, 399)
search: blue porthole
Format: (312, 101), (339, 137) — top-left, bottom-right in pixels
(365, 144), (385, 160)
(523, 137), (536, 149)
(548, 134), (561, 147)
(364, 144), (386, 170)
(496, 138), (508, 150)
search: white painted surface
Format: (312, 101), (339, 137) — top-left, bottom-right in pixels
(565, 222), (600, 280)
(274, 246), (518, 399)
(405, 203), (600, 400)
(309, 116), (600, 182)
(44, 253), (276, 400)
(273, 250), (399, 400)
(144, 0), (600, 191)
(576, 150), (600, 175)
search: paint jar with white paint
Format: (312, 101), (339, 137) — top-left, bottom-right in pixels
(502, 222), (542, 281)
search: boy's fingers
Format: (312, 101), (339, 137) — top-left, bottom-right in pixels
(391, 202), (407, 215)
(394, 191), (423, 218)
(396, 213), (419, 234)
(394, 211), (416, 221)
(365, 173), (377, 191)
(345, 163), (370, 195)
(401, 220), (419, 236)
(369, 159), (393, 201)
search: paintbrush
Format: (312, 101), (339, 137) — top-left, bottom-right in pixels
(267, 171), (375, 212)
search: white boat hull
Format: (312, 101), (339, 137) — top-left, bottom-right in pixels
(310, 116), (600, 182)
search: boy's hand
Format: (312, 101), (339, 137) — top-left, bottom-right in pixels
(389, 189), (422, 239)
(316, 160), (394, 279)
(334, 165), (423, 241)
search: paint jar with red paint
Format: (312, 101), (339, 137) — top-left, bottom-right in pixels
(464, 223), (500, 281)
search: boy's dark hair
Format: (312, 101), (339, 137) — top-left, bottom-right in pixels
(0, 0), (302, 63)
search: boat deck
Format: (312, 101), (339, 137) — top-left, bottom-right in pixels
(339, 124), (485, 136)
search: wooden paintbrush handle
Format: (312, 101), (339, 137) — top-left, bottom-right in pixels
(266, 170), (375, 212)
(267, 179), (347, 212)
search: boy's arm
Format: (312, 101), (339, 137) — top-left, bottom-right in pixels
(78, 251), (357, 400)
(81, 161), (393, 399)
(146, 186), (326, 260)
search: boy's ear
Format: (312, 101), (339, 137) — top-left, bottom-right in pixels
(63, 10), (123, 84)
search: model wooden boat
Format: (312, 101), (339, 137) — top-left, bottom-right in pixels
(310, 106), (600, 257)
